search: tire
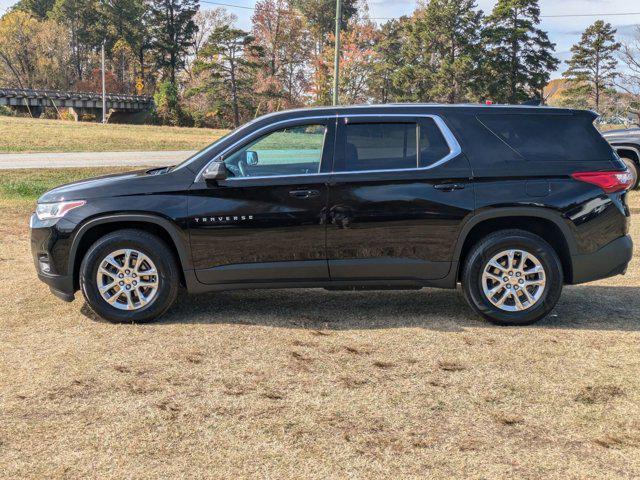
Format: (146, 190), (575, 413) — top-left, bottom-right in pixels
(462, 229), (563, 326)
(80, 229), (179, 323)
(620, 157), (639, 190)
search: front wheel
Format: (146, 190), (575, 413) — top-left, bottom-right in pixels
(462, 229), (563, 326)
(80, 229), (179, 323)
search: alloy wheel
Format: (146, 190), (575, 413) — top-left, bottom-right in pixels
(96, 248), (159, 310)
(481, 249), (546, 312)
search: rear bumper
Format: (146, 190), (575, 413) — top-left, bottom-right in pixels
(571, 235), (633, 284)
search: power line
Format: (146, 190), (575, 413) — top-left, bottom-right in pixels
(542, 12), (640, 18)
(199, 0), (393, 20)
(199, 1), (640, 20)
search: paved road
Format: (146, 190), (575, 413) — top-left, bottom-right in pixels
(0, 150), (196, 169)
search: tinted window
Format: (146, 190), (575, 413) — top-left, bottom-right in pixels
(224, 124), (326, 178)
(419, 119), (451, 167)
(342, 123), (417, 172)
(477, 114), (613, 162)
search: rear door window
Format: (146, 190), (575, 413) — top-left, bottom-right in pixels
(477, 114), (613, 162)
(343, 123), (417, 172)
(337, 119), (451, 172)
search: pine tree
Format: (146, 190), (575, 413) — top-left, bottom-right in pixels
(289, 0), (358, 52)
(562, 20), (621, 112)
(192, 26), (261, 127)
(149, 0), (199, 83)
(370, 18), (406, 103)
(483, 0), (558, 103)
(394, 0), (485, 103)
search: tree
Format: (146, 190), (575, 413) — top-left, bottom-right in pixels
(191, 8), (237, 59)
(290, 0), (358, 52)
(0, 11), (71, 89)
(290, 0), (358, 103)
(394, 0), (485, 103)
(619, 27), (640, 95)
(483, 0), (558, 103)
(51, 0), (105, 82)
(618, 26), (640, 119)
(562, 20), (620, 112)
(318, 18), (378, 104)
(149, 0), (199, 83)
(101, 0), (146, 87)
(191, 26), (261, 127)
(370, 18), (406, 103)
(12, 0), (56, 19)
(154, 79), (190, 124)
(251, 0), (311, 109)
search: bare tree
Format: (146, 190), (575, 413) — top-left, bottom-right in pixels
(185, 8), (237, 76)
(618, 27), (640, 95)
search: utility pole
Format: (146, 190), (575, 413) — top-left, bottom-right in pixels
(332, 0), (342, 106)
(101, 40), (107, 124)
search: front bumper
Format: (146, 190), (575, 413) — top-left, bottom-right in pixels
(571, 234), (633, 284)
(30, 213), (77, 302)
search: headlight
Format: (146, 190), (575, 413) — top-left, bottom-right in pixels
(35, 200), (86, 221)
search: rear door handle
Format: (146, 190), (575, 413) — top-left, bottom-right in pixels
(289, 189), (320, 198)
(434, 183), (465, 192)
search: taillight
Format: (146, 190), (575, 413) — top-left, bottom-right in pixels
(571, 170), (634, 193)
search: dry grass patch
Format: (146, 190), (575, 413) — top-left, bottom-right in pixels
(0, 116), (225, 153)
(1, 173), (640, 478)
(575, 384), (625, 405)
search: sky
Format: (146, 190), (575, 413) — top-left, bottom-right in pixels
(1, 0), (638, 77)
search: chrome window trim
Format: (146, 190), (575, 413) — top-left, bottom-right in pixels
(196, 113), (462, 182)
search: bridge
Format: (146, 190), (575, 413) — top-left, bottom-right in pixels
(0, 88), (154, 121)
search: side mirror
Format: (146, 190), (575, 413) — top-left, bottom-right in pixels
(202, 161), (228, 182)
(245, 150), (259, 166)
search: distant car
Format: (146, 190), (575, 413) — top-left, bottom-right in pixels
(601, 128), (640, 189)
(30, 104), (634, 326)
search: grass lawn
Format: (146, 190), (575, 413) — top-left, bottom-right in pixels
(0, 116), (227, 153)
(1, 169), (640, 478)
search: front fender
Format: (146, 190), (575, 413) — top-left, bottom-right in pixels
(67, 213), (193, 283)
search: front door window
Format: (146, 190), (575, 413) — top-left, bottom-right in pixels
(224, 124), (326, 178)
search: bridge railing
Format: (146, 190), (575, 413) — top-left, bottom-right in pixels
(0, 87), (153, 103)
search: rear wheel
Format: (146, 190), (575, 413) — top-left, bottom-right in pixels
(462, 229), (563, 326)
(80, 229), (179, 323)
(621, 157), (639, 190)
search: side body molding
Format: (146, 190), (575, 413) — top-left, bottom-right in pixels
(68, 213), (193, 278)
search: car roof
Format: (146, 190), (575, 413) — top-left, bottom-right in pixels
(254, 103), (594, 122)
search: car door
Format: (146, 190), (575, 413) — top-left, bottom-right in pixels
(326, 114), (474, 282)
(188, 117), (335, 285)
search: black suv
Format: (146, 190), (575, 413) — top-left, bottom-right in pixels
(30, 105), (634, 325)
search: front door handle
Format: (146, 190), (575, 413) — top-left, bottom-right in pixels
(434, 183), (465, 192)
(289, 189), (320, 199)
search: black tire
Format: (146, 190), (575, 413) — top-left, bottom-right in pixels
(80, 229), (179, 323)
(620, 157), (639, 190)
(462, 229), (563, 326)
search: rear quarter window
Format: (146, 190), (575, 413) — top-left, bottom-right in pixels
(477, 113), (614, 162)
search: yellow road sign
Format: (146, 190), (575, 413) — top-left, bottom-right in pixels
(135, 79), (144, 94)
